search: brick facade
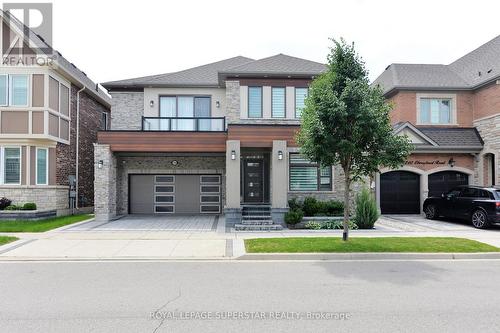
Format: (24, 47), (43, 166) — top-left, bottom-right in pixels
(56, 85), (109, 208)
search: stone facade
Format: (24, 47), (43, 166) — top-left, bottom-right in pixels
(115, 155), (225, 215)
(0, 186), (69, 212)
(94, 144), (117, 221)
(475, 114), (500, 186)
(110, 92), (144, 130)
(225, 81), (240, 124)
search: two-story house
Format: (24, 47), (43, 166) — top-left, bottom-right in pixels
(373, 35), (500, 214)
(96, 54), (349, 229)
(0, 11), (111, 214)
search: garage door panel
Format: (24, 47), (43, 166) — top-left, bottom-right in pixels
(428, 171), (468, 197)
(130, 175), (154, 214)
(129, 174), (221, 215)
(381, 171), (420, 214)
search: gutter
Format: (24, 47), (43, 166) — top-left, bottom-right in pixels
(75, 86), (86, 209)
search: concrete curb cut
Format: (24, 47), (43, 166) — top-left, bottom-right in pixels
(237, 252), (500, 261)
(48, 217), (96, 232)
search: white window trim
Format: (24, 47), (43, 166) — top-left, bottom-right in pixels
(2, 146), (22, 185)
(35, 147), (49, 185)
(8, 74), (30, 107)
(416, 93), (457, 126)
(0, 74), (8, 106)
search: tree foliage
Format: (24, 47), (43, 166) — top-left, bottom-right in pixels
(296, 38), (412, 240)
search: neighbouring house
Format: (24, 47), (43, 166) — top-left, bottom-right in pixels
(96, 54), (356, 229)
(373, 35), (500, 214)
(0, 11), (111, 215)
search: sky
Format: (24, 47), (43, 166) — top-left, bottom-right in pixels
(7, 0), (500, 85)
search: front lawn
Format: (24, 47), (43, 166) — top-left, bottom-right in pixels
(0, 214), (93, 232)
(0, 236), (18, 246)
(245, 237), (500, 253)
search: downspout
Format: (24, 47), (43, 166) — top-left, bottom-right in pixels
(76, 86), (86, 209)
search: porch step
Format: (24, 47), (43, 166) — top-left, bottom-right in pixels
(241, 220), (274, 225)
(242, 215), (272, 220)
(241, 205), (271, 212)
(234, 224), (284, 231)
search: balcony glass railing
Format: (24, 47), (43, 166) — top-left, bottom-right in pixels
(142, 117), (226, 132)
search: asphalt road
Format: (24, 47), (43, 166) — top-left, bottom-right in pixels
(1, 260), (500, 332)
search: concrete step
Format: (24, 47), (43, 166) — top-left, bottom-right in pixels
(242, 205), (271, 212)
(234, 224), (284, 231)
(242, 212), (271, 217)
(241, 220), (274, 225)
(242, 215), (272, 220)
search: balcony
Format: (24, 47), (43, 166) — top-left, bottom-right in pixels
(142, 117), (226, 132)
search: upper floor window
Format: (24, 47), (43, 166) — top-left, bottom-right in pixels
(2, 147), (21, 185)
(289, 154), (332, 191)
(0, 74), (29, 107)
(158, 95), (212, 130)
(295, 87), (308, 118)
(101, 112), (109, 130)
(248, 87), (262, 118)
(419, 98), (452, 124)
(271, 87), (285, 118)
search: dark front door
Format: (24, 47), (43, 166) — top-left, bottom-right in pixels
(243, 159), (264, 203)
(380, 171), (420, 214)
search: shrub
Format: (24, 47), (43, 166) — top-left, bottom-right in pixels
(354, 187), (379, 229)
(4, 205), (22, 211)
(324, 200), (344, 216)
(0, 197), (12, 210)
(284, 209), (304, 225)
(321, 219), (358, 230)
(305, 221), (322, 230)
(22, 202), (37, 210)
(288, 198), (302, 211)
(302, 197), (319, 216)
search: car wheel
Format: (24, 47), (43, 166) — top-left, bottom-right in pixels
(471, 209), (489, 229)
(424, 204), (438, 220)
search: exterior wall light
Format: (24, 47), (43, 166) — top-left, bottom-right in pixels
(98, 160), (103, 169)
(171, 160), (178, 166)
(150, 100), (154, 107)
(448, 158), (455, 168)
(216, 101), (221, 108)
(231, 150), (236, 160)
(278, 150), (283, 160)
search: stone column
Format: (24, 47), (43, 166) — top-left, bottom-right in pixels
(94, 144), (117, 222)
(224, 140), (241, 227)
(271, 140), (288, 225)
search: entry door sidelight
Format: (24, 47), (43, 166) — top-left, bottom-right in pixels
(244, 159), (264, 203)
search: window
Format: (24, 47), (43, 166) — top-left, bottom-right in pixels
(289, 154), (332, 191)
(248, 87), (262, 118)
(158, 96), (212, 130)
(101, 112), (109, 130)
(10, 75), (28, 106)
(271, 87), (285, 118)
(295, 87), (308, 118)
(4, 148), (21, 184)
(36, 148), (48, 185)
(419, 98), (452, 124)
(0, 75), (7, 106)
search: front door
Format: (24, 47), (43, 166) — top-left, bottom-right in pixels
(243, 159), (264, 203)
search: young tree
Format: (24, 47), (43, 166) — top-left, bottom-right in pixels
(296, 39), (412, 241)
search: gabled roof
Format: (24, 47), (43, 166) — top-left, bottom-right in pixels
(102, 56), (254, 89)
(394, 121), (483, 151)
(220, 53), (327, 76)
(374, 35), (500, 95)
(103, 54), (327, 90)
(0, 10), (111, 106)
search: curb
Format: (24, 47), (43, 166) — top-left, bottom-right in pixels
(237, 252), (500, 261)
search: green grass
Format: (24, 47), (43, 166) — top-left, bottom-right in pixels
(245, 237), (500, 253)
(0, 236), (18, 246)
(0, 214), (93, 232)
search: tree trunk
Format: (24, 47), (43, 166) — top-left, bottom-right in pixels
(343, 170), (351, 241)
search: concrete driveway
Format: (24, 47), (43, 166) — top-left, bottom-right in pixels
(65, 215), (220, 232)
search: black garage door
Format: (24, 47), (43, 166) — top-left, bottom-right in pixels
(428, 171), (468, 197)
(380, 171), (420, 214)
(129, 174), (221, 214)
